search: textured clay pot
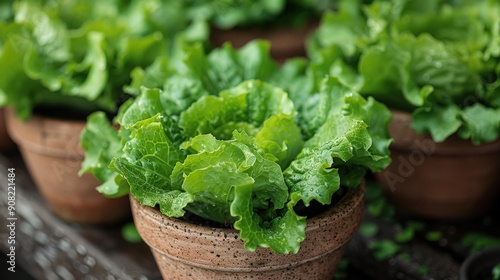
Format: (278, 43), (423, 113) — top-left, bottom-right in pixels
(0, 108), (15, 152)
(375, 110), (500, 220)
(459, 247), (500, 280)
(210, 21), (318, 63)
(131, 183), (365, 280)
(5, 108), (130, 225)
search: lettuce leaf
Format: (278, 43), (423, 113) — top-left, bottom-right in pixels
(110, 115), (189, 216)
(79, 112), (129, 198)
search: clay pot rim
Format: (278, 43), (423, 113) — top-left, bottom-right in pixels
(131, 182), (364, 275)
(389, 109), (500, 155)
(459, 246), (500, 280)
(131, 180), (364, 238)
(5, 107), (87, 157)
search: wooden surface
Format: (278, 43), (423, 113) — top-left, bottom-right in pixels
(0, 151), (161, 280)
(0, 151), (498, 280)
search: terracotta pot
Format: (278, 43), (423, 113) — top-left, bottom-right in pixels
(459, 247), (500, 280)
(5, 108), (130, 225)
(210, 21), (318, 63)
(375, 110), (500, 220)
(131, 183), (365, 279)
(0, 108), (15, 152)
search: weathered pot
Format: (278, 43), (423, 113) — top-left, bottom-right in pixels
(210, 21), (318, 63)
(0, 108), (14, 152)
(375, 110), (500, 220)
(5, 108), (130, 225)
(459, 247), (500, 280)
(131, 183), (365, 279)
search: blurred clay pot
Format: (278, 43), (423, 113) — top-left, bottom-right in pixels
(5, 108), (130, 225)
(210, 21), (318, 63)
(375, 110), (500, 220)
(0, 108), (15, 152)
(131, 183), (365, 280)
(459, 247), (500, 280)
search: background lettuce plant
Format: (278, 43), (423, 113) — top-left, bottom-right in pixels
(307, 0), (500, 144)
(80, 41), (392, 254)
(179, 0), (338, 30)
(0, 0), (205, 120)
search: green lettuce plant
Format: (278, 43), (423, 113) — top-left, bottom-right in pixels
(80, 41), (392, 254)
(307, 0), (500, 144)
(0, 0), (204, 120)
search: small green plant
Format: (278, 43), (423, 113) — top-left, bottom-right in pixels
(493, 263), (500, 280)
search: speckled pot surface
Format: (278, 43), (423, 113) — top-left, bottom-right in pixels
(375, 110), (500, 220)
(131, 182), (365, 280)
(5, 108), (130, 225)
(210, 21), (318, 64)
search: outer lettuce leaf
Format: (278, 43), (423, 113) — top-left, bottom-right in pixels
(110, 115), (187, 216)
(79, 112), (129, 198)
(232, 185), (306, 254)
(287, 78), (391, 201)
(412, 104), (462, 142)
(459, 104), (500, 144)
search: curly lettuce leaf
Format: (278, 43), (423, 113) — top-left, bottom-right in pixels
(79, 112), (129, 197)
(172, 131), (302, 253)
(286, 78), (391, 201)
(172, 132), (289, 224)
(179, 80), (296, 138)
(412, 104), (462, 142)
(459, 104), (500, 144)
(232, 185), (306, 254)
(110, 115), (187, 216)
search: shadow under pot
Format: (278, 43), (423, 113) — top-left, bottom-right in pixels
(375, 110), (500, 221)
(0, 108), (15, 152)
(5, 108), (130, 225)
(130, 183), (365, 280)
(459, 247), (500, 280)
